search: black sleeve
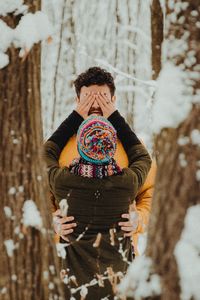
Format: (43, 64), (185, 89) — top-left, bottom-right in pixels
(47, 110), (84, 150)
(108, 110), (141, 151)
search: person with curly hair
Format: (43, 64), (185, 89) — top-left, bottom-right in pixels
(50, 67), (156, 257)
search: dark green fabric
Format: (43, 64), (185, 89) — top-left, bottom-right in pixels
(43, 141), (151, 299)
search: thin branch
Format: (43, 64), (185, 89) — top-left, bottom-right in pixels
(52, 0), (67, 131)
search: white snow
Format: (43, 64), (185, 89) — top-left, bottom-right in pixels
(11, 274), (17, 281)
(37, 175), (42, 181)
(0, 0), (25, 16)
(56, 243), (67, 259)
(152, 62), (192, 134)
(174, 205), (200, 300)
(0, 52), (9, 69)
(191, 129), (200, 146)
(49, 265), (55, 274)
(59, 199), (68, 216)
(13, 138), (19, 144)
(80, 285), (88, 298)
(14, 11), (52, 56)
(4, 206), (12, 218)
(129, 211), (139, 231)
(4, 239), (18, 257)
(8, 187), (17, 195)
(177, 136), (190, 146)
(137, 233), (147, 256)
(1, 287), (7, 294)
(48, 282), (54, 290)
(0, 9), (52, 69)
(179, 153), (187, 168)
(196, 170), (200, 181)
(0, 19), (14, 68)
(22, 200), (43, 229)
(18, 185), (24, 192)
(43, 270), (49, 280)
(117, 256), (161, 299)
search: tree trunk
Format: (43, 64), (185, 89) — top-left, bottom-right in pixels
(151, 0), (163, 80)
(0, 1), (64, 299)
(146, 0), (200, 299)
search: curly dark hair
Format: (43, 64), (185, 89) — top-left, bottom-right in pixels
(74, 67), (116, 97)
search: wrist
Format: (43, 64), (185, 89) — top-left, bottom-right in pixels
(107, 109), (119, 119)
(74, 109), (85, 120)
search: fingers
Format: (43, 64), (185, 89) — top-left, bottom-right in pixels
(80, 92), (95, 108)
(56, 216), (75, 224)
(84, 94), (95, 110)
(60, 228), (74, 236)
(119, 213), (138, 234)
(54, 222), (76, 236)
(60, 235), (70, 242)
(76, 92), (96, 119)
(121, 226), (134, 232)
(61, 223), (77, 230)
(121, 213), (130, 220)
(118, 221), (132, 227)
(96, 96), (105, 111)
(96, 93), (109, 107)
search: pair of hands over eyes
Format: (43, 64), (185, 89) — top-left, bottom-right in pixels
(75, 91), (116, 119)
(52, 202), (139, 242)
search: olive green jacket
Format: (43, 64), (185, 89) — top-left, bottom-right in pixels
(43, 141), (152, 211)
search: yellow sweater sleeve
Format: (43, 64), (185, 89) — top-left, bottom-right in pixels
(132, 159), (157, 234)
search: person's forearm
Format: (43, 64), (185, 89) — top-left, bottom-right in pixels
(108, 110), (141, 151)
(48, 110), (84, 150)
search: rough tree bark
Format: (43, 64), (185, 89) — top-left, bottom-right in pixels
(0, 1), (64, 299)
(146, 1), (200, 299)
(151, 0), (163, 80)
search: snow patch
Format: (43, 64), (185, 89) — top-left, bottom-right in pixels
(0, 10), (52, 69)
(0, 52), (9, 69)
(196, 170), (200, 181)
(56, 243), (67, 259)
(11, 274), (17, 281)
(22, 200), (43, 229)
(4, 239), (18, 257)
(174, 205), (200, 300)
(178, 136), (190, 146)
(14, 12), (52, 55)
(1, 287), (7, 294)
(152, 62), (192, 134)
(4, 206), (12, 218)
(80, 285), (88, 298)
(117, 256), (161, 299)
(48, 282), (54, 290)
(179, 153), (187, 168)
(0, 0), (26, 16)
(0, 19), (13, 51)
(8, 187), (17, 195)
(59, 198), (68, 216)
(191, 129), (200, 146)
